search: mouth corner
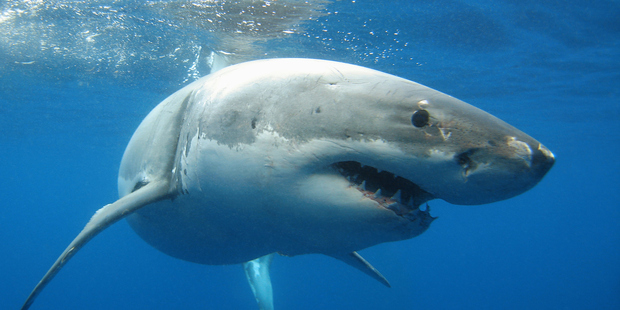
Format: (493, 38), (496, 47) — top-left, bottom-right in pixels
(330, 161), (435, 220)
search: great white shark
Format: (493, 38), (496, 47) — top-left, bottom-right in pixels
(21, 58), (554, 310)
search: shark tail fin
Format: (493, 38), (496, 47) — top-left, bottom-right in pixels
(330, 251), (391, 288)
(21, 180), (171, 310)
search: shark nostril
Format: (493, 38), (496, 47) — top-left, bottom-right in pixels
(456, 152), (471, 166)
(455, 148), (478, 167)
(455, 149), (479, 178)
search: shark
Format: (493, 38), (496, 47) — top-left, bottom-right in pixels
(21, 58), (554, 310)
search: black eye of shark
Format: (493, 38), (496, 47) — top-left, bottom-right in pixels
(331, 161), (435, 221)
(411, 109), (430, 128)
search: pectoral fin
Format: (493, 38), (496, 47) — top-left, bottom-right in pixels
(21, 180), (171, 310)
(330, 251), (391, 288)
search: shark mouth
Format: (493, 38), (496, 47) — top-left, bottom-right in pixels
(332, 161), (436, 221)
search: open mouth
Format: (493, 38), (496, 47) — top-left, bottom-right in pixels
(331, 161), (435, 221)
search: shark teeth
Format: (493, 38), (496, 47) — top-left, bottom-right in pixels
(333, 161), (434, 209)
(331, 161), (437, 221)
(391, 190), (402, 202)
(338, 166), (426, 221)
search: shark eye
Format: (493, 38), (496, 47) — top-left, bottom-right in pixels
(411, 109), (430, 128)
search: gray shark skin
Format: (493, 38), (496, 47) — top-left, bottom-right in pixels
(21, 58), (554, 310)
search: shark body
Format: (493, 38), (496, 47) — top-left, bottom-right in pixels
(22, 59), (554, 310)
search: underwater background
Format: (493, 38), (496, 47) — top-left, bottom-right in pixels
(1, 1), (618, 309)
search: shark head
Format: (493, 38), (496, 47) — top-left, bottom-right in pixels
(328, 90), (557, 207)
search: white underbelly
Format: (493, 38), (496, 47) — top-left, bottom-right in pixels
(126, 174), (430, 265)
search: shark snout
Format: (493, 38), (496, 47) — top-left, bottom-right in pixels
(530, 143), (555, 179)
(503, 136), (555, 181)
(439, 137), (554, 206)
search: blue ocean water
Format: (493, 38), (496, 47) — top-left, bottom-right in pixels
(1, 1), (618, 309)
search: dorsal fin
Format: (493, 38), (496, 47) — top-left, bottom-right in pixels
(330, 251), (391, 288)
(21, 180), (171, 310)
